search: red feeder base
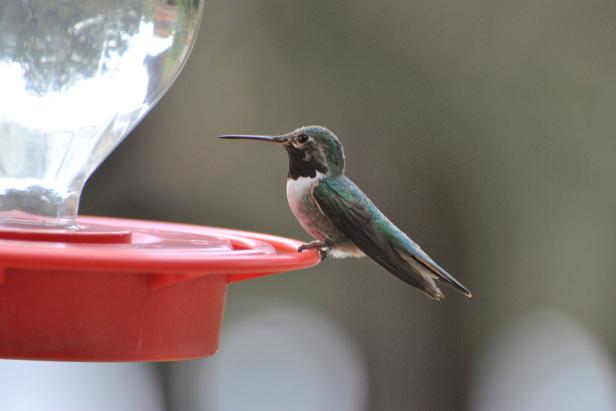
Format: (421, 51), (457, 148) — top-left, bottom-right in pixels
(0, 216), (320, 362)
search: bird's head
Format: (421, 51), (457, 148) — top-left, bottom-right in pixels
(219, 126), (345, 179)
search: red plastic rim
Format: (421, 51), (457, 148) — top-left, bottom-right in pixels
(0, 216), (321, 279)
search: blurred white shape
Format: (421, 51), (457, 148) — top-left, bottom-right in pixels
(177, 302), (368, 411)
(0, 361), (165, 411)
(471, 309), (616, 411)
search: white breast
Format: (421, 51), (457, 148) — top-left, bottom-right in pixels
(286, 173), (328, 240)
(286, 176), (318, 218)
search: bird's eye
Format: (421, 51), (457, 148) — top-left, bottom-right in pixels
(297, 134), (309, 144)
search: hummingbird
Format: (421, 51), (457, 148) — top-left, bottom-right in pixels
(219, 126), (471, 300)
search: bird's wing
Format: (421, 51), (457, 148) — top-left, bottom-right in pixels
(313, 177), (471, 300)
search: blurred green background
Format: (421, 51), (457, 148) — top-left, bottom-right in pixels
(78, 0), (616, 409)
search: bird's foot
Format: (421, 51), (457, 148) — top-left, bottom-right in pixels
(298, 239), (331, 252)
(298, 240), (333, 261)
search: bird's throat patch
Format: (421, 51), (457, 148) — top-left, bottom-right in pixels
(287, 145), (328, 179)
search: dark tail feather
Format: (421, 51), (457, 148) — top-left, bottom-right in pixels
(413, 254), (472, 298)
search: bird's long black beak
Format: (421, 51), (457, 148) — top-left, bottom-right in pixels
(218, 134), (287, 143)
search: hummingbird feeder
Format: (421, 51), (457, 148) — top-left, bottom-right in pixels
(0, 1), (319, 361)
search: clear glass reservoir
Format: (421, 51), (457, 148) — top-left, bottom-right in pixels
(0, 0), (204, 227)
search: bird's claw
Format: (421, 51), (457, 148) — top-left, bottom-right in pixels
(298, 240), (332, 261)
